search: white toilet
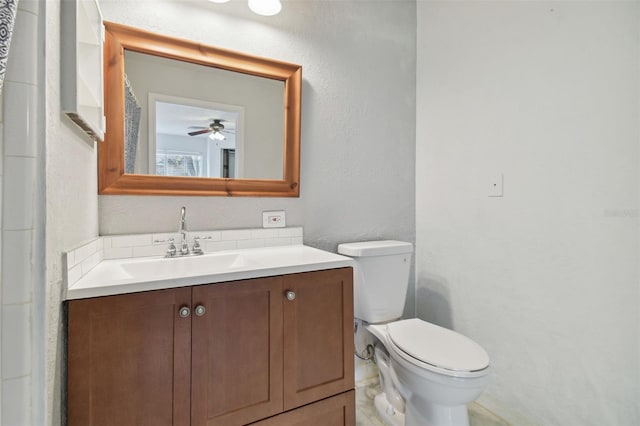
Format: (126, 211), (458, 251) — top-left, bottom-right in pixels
(337, 240), (490, 426)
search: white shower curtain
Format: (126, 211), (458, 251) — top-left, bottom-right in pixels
(0, 0), (19, 93)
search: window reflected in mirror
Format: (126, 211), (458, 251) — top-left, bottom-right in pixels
(152, 100), (241, 179)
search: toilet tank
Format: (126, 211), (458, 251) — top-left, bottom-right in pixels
(337, 241), (413, 323)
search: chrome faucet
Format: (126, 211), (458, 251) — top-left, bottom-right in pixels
(179, 206), (189, 255)
(164, 206), (204, 257)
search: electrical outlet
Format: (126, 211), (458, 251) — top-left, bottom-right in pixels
(262, 210), (286, 228)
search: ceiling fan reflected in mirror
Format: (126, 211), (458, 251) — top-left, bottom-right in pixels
(188, 119), (235, 141)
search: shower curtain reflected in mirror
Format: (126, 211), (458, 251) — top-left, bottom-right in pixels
(124, 75), (141, 174)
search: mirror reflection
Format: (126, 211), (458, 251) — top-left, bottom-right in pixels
(123, 50), (284, 180)
(155, 101), (240, 178)
(100, 21), (301, 197)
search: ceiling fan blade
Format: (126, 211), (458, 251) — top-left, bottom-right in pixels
(188, 129), (211, 136)
(187, 126), (207, 130)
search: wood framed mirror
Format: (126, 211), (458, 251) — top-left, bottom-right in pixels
(99, 22), (301, 196)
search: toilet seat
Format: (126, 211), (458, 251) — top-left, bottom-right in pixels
(386, 319), (489, 377)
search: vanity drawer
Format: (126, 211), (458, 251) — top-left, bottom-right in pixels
(249, 390), (355, 426)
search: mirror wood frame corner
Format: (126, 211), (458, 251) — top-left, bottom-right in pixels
(99, 21), (301, 197)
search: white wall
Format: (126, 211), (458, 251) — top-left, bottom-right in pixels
(416, 2), (639, 425)
(44, 1), (101, 425)
(38, 1), (416, 425)
(98, 0), (417, 264)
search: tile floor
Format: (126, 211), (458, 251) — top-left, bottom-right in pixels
(355, 377), (510, 426)
(355, 378), (386, 426)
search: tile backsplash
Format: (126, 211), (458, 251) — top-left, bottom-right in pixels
(65, 227), (303, 289)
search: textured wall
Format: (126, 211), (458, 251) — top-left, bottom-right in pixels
(416, 2), (639, 424)
(43, 1), (416, 424)
(44, 0), (101, 424)
(98, 0), (416, 257)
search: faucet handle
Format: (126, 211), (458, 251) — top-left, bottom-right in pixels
(180, 238), (189, 255)
(192, 236), (203, 255)
(165, 238), (177, 258)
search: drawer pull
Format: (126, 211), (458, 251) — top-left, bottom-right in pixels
(194, 305), (206, 317)
(285, 290), (296, 301)
(178, 306), (191, 318)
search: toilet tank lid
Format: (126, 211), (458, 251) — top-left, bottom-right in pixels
(337, 240), (413, 257)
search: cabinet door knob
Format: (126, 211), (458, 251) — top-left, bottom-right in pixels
(194, 305), (206, 317)
(178, 306), (191, 318)
(285, 290), (296, 301)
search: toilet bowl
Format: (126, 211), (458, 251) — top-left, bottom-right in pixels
(368, 319), (489, 426)
(337, 241), (490, 426)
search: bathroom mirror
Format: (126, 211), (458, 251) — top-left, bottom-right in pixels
(99, 22), (301, 196)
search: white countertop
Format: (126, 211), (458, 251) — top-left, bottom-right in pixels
(66, 245), (355, 300)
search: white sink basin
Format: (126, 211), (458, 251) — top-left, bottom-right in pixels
(67, 245), (355, 300)
(121, 252), (258, 280)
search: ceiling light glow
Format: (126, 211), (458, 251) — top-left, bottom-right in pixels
(209, 131), (226, 141)
(248, 0), (282, 16)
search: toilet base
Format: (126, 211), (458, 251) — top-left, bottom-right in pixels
(374, 392), (405, 426)
(405, 401), (469, 426)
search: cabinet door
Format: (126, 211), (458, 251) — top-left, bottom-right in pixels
(191, 277), (284, 426)
(67, 287), (192, 426)
(249, 390), (355, 426)
(283, 268), (355, 410)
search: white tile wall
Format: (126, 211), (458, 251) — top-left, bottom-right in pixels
(65, 238), (102, 291)
(1, 376), (32, 426)
(65, 227), (304, 289)
(3, 82), (38, 157)
(1, 230), (32, 305)
(2, 157), (36, 231)
(1, 304), (31, 380)
(1, 3), (41, 425)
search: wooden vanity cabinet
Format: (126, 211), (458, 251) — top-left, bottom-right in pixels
(250, 390), (355, 426)
(282, 269), (354, 410)
(67, 287), (192, 426)
(191, 277), (284, 425)
(67, 267), (354, 426)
